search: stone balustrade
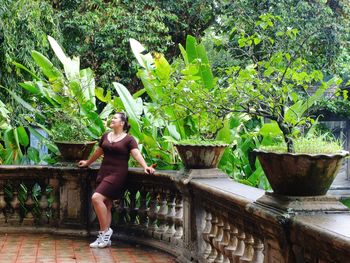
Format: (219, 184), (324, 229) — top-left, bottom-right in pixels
(0, 165), (349, 263)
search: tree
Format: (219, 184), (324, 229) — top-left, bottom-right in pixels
(0, 0), (61, 92)
(212, 0), (350, 77)
(55, 0), (219, 92)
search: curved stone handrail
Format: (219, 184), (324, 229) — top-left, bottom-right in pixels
(0, 165), (349, 262)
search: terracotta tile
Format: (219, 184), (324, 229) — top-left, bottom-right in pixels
(0, 233), (176, 263)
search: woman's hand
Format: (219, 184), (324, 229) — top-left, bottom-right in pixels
(144, 166), (156, 175)
(78, 160), (89, 168)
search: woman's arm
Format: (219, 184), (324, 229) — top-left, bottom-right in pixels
(78, 147), (104, 167)
(131, 148), (155, 174)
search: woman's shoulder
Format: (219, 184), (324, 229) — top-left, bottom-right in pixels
(126, 134), (136, 141)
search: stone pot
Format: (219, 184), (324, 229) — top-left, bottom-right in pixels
(55, 141), (96, 162)
(175, 144), (228, 169)
(253, 149), (349, 196)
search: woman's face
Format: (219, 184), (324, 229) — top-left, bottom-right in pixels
(109, 114), (124, 129)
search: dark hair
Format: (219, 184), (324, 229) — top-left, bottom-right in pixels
(116, 112), (131, 132)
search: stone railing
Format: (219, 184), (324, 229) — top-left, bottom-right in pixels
(0, 165), (349, 263)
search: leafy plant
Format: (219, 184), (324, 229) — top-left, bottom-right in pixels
(10, 36), (107, 143)
(131, 36), (234, 144)
(221, 14), (344, 152)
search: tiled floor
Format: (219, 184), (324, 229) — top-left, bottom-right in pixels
(0, 234), (176, 263)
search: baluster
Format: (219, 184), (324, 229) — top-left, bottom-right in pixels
(213, 216), (225, 263)
(239, 234), (254, 263)
(128, 187), (138, 227)
(48, 177), (59, 226)
(251, 237), (264, 263)
(0, 180), (7, 224)
(8, 181), (21, 225)
(172, 193), (183, 244)
(116, 192), (127, 226)
(224, 223), (238, 263)
(154, 189), (168, 239)
(219, 221), (230, 263)
(202, 209), (213, 260)
(208, 212), (219, 263)
(39, 184), (49, 225)
(163, 191), (176, 242)
(232, 229), (246, 263)
(22, 182), (35, 226)
(137, 186), (149, 233)
(147, 188), (159, 237)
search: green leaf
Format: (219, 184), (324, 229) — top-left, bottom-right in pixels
(196, 44), (214, 89)
(12, 62), (39, 80)
(28, 126), (59, 155)
(48, 35), (80, 79)
(5, 88), (45, 119)
(259, 122), (283, 137)
(216, 119), (232, 143)
(179, 44), (188, 65)
(186, 35), (198, 63)
(27, 147), (40, 164)
(95, 87), (111, 103)
(31, 51), (62, 80)
(129, 38), (154, 69)
(16, 126), (29, 147)
(154, 54), (171, 82)
(19, 82), (40, 94)
(113, 82), (142, 122)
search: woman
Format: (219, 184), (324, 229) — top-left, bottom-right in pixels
(78, 112), (155, 248)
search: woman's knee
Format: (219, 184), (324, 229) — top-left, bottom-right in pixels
(91, 193), (105, 205)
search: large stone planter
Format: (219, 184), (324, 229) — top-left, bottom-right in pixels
(253, 149), (349, 196)
(175, 144), (228, 169)
(55, 141), (96, 162)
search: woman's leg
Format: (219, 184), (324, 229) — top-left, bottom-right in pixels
(105, 199), (113, 229)
(91, 192), (111, 231)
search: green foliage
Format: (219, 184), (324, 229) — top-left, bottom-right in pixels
(0, 0), (61, 90)
(49, 110), (92, 142)
(260, 135), (343, 154)
(4, 36), (108, 162)
(213, 0), (350, 77)
(174, 139), (227, 146)
(342, 198), (350, 209)
(221, 14), (343, 152)
(102, 82), (181, 170)
(56, 0), (218, 92)
(132, 36), (233, 142)
(316, 97), (350, 118)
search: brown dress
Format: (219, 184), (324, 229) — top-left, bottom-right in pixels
(95, 133), (138, 199)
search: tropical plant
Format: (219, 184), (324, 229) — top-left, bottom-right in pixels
(0, 97), (42, 164)
(219, 14), (344, 153)
(6, 36), (109, 161)
(130, 36), (235, 144)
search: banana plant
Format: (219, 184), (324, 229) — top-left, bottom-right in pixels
(0, 97), (41, 164)
(9, 36), (108, 160)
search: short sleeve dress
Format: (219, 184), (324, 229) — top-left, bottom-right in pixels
(95, 133), (138, 199)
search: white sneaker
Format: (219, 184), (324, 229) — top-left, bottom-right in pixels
(89, 231), (112, 248)
(98, 228), (113, 248)
(90, 231), (103, 248)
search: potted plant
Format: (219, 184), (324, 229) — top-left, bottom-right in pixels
(130, 36), (234, 169)
(221, 14), (349, 196)
(9, 36), (108, 162)
(48, 109), (96, 162)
